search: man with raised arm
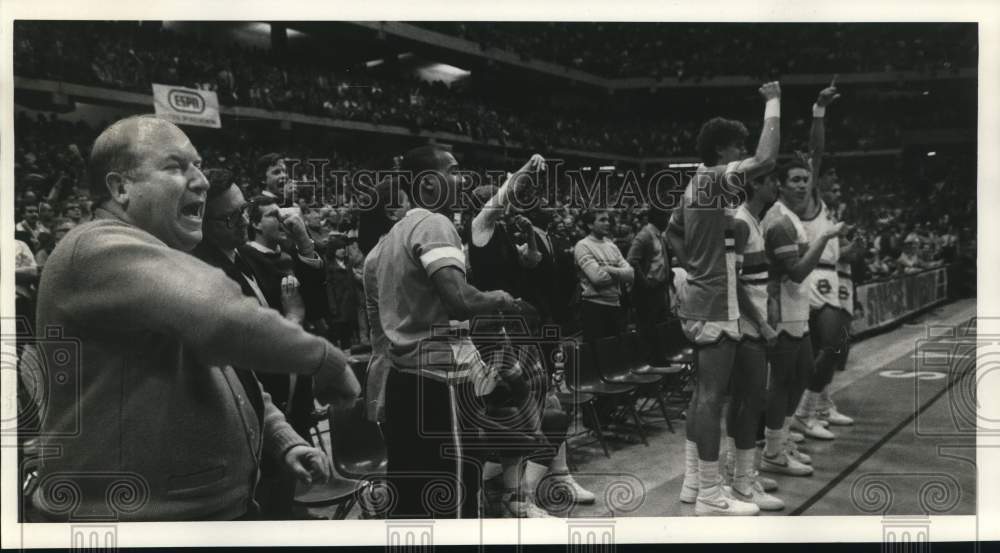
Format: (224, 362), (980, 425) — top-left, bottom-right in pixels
(666, 82), (781, 516)
(791, 82), (862, 435)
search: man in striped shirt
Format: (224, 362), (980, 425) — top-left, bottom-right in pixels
(759, 161), (846, 478)
(371, 145), (516, 518)
(667, 81), (781, 516)
(726, 176), (783, 511)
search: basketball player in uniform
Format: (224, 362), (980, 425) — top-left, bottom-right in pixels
(791, 83), (851, 439)
(759, 160), (847, 477)
(726, 174), (784, 510)
(667, 81), (781, 516)
(818, 173), (864, 424)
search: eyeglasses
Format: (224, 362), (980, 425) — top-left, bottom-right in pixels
(208, 204), (249, 228)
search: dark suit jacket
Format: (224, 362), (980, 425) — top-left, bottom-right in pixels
(236, 242), (328, 439)
(191, 241), (318, 440)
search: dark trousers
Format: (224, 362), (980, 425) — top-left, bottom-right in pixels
(384, 369), (480, 518)
(633, 283), (669, 361)
(580, 301), (626, 345)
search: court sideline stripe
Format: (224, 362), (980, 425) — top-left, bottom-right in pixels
(789, 325), (975, 516)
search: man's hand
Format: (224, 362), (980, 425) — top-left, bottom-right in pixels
(284, 445), (331, 486)
(313, 348), (361, 409)
(511, 214), (533, 234)
(824, 222), (850, 240)
(281, 275), (306, 325)
(280, 211), (316, 255)
(519, 154), (546, 175)
(487, 289), (517, 312)
(512, 154), (546, 195)
(816, 76), (841, 107)
(759, 81), (781, 101)
(280, 211), (309, 241)
(760, 322), (779, 347)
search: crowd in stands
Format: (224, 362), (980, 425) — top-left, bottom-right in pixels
(14, 112), (976, 348)
(14, 21), (973, 158)
(417, 22), (977, 79)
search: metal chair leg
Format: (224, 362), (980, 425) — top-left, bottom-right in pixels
(657, 391), (675, 433)
(584, 401), (611, 459)
(626, 399), (649, 446)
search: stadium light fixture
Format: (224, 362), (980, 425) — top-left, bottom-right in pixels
(599, 165), (616, 171)
(415, 62), (471, 85)
(398, 52), (414, 60)
(668, 162), (700, 168)
(927, 151), (937, 157)
(366, 58), (385, 68)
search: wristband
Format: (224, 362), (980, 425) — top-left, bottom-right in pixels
(764, 98), (780, 119)
(812, 103), (826, 118)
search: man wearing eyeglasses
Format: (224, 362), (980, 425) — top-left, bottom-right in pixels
(192, 168), (329, 519)
(31, 116), (359, 522)
(192, 169), (267, 309)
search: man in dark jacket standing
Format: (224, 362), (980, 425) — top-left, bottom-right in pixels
(627, 207), (673, 361)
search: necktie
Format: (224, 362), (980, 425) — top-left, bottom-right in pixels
(233, 251), (255, 280)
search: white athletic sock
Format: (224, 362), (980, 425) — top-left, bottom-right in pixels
(764, 426), (785, 458)
(817, 387), (833, 412)
(795, 391), (818, 419)
(683, 440), (699, 488)
(723, 436), (736, 481)
(483, 461), (503, 481)
(698, 460), (721, 499)
(522, 461), (549, 495)
(733, 448), (757, 494)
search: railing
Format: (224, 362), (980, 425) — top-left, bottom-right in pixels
(851, 265), (954, 336)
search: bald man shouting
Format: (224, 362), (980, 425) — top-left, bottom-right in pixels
(30, 116), (359, 521)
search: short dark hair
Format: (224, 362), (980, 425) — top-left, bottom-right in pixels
(247, 194), (278, 239)
(400, 145), (446, 208)
(695, 117), (749, 166)
(777, 160), (811, 184)
(88, 115), (161, 204)
(580, 209), (608, 232)
(205, 168), (235, 202)
(646, 207), (669, 228)
(255, 153), (283, 181)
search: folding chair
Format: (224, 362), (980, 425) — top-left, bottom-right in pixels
(293, 403), (367, 520)
(655, 318), (696, 407)
(550, 345), (599, 461)
(328, 397), (388, 518)
(567, 341), (647, 447)
(621, 329), (684, 432)
(594, 335), (667, 434)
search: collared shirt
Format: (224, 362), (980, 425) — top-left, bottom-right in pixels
(668, 162), (741, 321)
(245, 239), (322, 269)
(371, 208), (472, 383)
(762, 200), (810, 325)
(733, 204), (768, 338)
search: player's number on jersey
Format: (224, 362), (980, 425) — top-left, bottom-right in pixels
(838, 285), (849, 301)
(817, 278), (832, 296)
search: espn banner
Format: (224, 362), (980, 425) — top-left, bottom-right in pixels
(851, 267), (949, 334)
(152, 84), (221, 128)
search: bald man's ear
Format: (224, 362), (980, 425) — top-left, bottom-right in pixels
(105, 172), (131, 208)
